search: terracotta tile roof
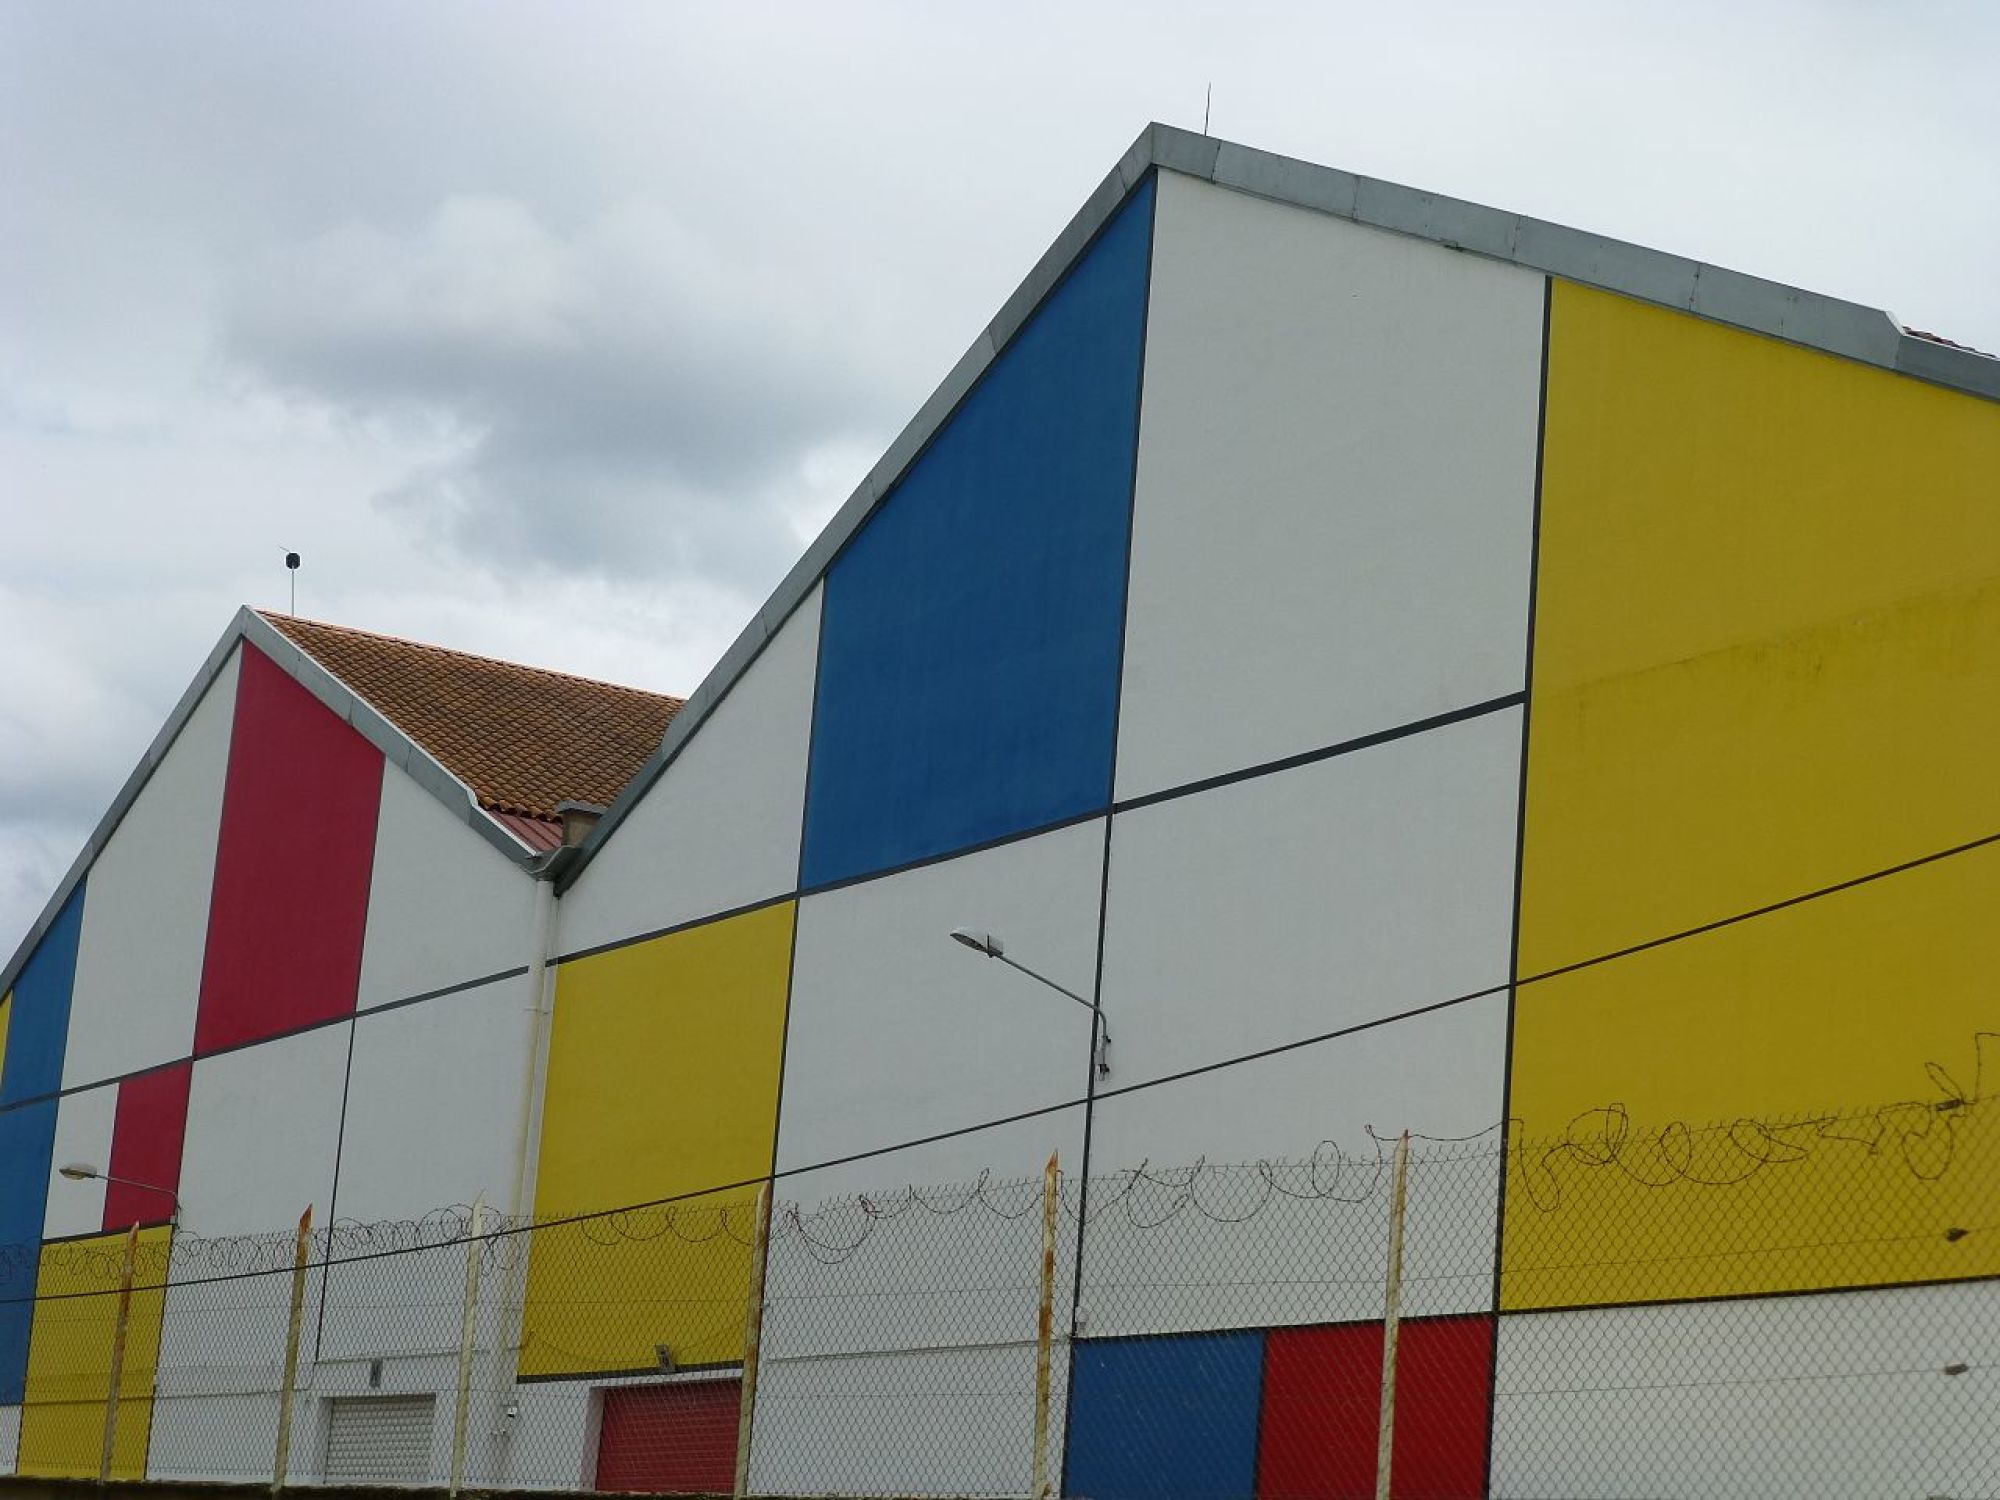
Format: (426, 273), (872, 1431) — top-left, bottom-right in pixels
(1904, 327), (1994, 358)
(258, 612), (682, 835)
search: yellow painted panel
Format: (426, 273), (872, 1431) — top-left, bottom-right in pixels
(1503, 847), (2000, 1308)
(1522, 284), (2000, 975)
(521, 901), (793, 1377)
(1508, 283), (2000, 1307)
(0, 992), (11, 1088)
(18, 1227), (172, 1479)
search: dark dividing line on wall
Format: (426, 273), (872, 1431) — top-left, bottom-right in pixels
(1073, 1307), (1496, 1350)
(315, 1015), (361, 1356)
(761, 589), (827, 1304)
(792, 808), (1108, 902)
(551, 691), (1526, 969)
(1109, 691), (1526, 816)
(1060, 164), (1162, 1500)
(791, 565), (832, 900)
(1498, 1267), (2000, 1321)
(1484, 272), (1553, 1497)
(514, 1358), (743, 1387)
(0, 965), (531, 1123)
(1250, 1333), (1275, 1494)
(553, 891), (797, 967)
(1532, 825), (2000, 986)
(1088, 982), (1514, 1105)
(38, 1218), (174, 1248)
(316, 778), (384, 1358)
(18, 817), (2000, 1303)
(30, 798), (2000, 1294)
(767, 555), (833, 1173)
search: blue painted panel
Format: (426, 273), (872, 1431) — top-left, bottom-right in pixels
(0, 1098), (58, 1403)
(0, 883), (85, 1105)
(801, 177), (1156, 888)
(1063, 1329), (1265, 1500)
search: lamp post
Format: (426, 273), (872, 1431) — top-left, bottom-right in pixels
(59, 1163), (182, 1229)
(948, 928), (1110, 1077)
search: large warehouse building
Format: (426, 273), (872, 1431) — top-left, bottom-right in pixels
(2, 125), (1997, 1499)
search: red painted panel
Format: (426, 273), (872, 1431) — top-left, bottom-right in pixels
(103, 1062), (192, 1231)
(195, 645), (382, 1055)
(595, 1380), (740, 1494)
(1258, 1315), (1493, 1500)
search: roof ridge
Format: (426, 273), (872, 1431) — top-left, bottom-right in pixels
(254, 609), (683, 705)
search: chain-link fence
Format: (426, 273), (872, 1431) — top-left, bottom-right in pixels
(1, 1097), (1995, 1498)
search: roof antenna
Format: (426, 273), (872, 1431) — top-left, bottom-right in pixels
(284, 551), (300, 615)
(1203, 82), (1212, 136)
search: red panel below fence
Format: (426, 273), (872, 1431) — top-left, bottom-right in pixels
(595, 1380), (741, 1494)
(104, 1062), (192, 1231)
(1258, 1314), (1494, 1499)
(196, 644), (382, 1055)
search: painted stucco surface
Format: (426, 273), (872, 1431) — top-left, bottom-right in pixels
(523, 901), (793, 1376)
(17, 1226), (173, 1479)
(800, 180), (1154, 889)
(1506, 284), (2000, 1307)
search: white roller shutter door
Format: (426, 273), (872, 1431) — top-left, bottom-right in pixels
(324, 1394), (436, 1485)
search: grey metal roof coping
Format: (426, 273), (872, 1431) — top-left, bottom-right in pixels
(561, 122), (1996, 893)
(9, 122), (1991, 980)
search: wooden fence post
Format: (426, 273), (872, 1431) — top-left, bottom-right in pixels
(449, 1196), (487, 1495)
(97, 1221), (141, 1482)
(1031, 1151), (1060, 1499)
(271, 1206), (313, 1493)
(1375, 1132), (1412, 1500)
(733, 1181), (775, 1500)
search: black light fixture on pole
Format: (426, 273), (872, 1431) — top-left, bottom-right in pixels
(948, 927), (1110, 1077)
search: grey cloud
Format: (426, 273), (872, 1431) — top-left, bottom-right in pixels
(225, 196), (895, 583)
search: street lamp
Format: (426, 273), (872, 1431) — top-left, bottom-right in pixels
(948, 928), (1110, 1077)
(59, 1163), (182, 1228)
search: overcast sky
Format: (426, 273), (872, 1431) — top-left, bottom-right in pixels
(4, 1), (1996, 951)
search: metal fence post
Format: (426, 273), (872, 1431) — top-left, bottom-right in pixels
(1375, 1131), (1412, 1500)
(97, 1221), (141, 1482)
(449, 1195), (487, 1495)
(733, 1181), (775, 1500)
(1031, 1151), (1060, 1499)
(271, 1205), (313, 1493)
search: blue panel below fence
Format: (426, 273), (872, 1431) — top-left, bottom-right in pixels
(0, 1097), (59, 1404)
(1064, 1328), (1266, 1500)
(799, 176), (1156, 889)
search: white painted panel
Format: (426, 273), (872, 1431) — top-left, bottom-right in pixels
(749, 1344), (1067, 1499)
(42, 1085), (116, 1237)
(0, 1403), (18, 1475)
(764, 830), (1094, 1498)
(560, 587), (821, 955)
(1079, 712), (1517, 1334)
(334, 974), (534, 1222)
(776, 820), (1104, 1190)
(179, 1024), (347, 1239)
(504, 1382), (597, 1491)
(151, 1245), (325, 1483)
(1081, 999), (1505, 1335)
(1099, 708), (1519, 1096)
(146, 1395), (281, 1483)
(356, 764), (538, 1011)
(1117, 173), (1543, 798)
(63, 649), (241, 1088)
(1491, 1284), (2000, 1499)
(767, 1116), (1084, 1363)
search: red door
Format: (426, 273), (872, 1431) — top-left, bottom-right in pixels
(595, 1381), (741, 1494)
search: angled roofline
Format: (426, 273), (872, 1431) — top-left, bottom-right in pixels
(561, 121), (1999, 892)
(0, 607), (548, 1004)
